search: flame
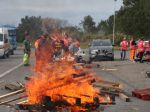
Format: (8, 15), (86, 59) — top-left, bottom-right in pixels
(26, 32), (111, 111)
(26, 61), (97, 104)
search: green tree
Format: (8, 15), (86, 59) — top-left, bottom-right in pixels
(97, 15), (114, 34)
(117, 0), (150, 38)
(17, 16), (42, 42)
(81, 15), (96, 33)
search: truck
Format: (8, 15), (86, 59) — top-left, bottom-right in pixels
(0, 25), (17, 55)
(0, 27), (10, 58)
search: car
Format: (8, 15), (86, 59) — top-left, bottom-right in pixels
(89, 39), (114, 62)
(74, 48), (86, 63)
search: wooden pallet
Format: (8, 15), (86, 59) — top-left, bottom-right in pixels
(132, 88), (150, 100)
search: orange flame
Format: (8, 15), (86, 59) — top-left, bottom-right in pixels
(26, 32), (111, 111)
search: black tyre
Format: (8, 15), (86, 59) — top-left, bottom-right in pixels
(3, 53), (7, 59)
(6, 53), (9, 58)
(89, 57), (93, 63)
(10, 50), (14, 55)
(111, 56), (114, 61)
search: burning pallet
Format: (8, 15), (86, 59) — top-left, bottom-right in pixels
(0, 62), (130, 111)
(15, 95), (115, 112)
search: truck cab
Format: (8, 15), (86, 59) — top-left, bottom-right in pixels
(0, 28), (10, 58)
(2, 25), (17, 55)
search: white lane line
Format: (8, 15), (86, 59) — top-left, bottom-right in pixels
(0, 63), (23, 78)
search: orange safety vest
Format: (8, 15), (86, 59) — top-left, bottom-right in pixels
(34, 39), (40, 49)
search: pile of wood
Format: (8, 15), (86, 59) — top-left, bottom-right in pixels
(91, 78), (130, 102)
(0, 81), (26, 107)
(73, 63), (130, 102)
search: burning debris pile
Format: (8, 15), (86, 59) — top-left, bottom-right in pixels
(24, 32), (114, 111)
(0, 32), (121, 112)
(25, 58), (114, 111)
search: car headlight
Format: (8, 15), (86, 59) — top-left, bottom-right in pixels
(90, 50), (97, 54)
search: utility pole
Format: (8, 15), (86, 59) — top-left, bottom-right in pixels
(113, 0), (117, 45)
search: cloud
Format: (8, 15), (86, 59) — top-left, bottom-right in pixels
(0, 0), (123, 26)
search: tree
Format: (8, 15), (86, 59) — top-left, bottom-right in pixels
(42, 18), (69, 34)
(117, 0), (150, 38)
(17, 16), (42, 42)
(97, 15), (114, 34)
(81, 15), (96, 33)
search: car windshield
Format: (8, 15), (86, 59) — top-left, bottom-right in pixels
(92, 40), (111, 46)
(8, 29), (16, 36)
(0, 34), (3, 41)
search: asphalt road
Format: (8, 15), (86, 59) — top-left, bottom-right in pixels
(0, 49), (149, 112)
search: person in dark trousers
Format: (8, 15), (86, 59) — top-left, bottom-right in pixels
(23, 32), (31, 66)
(137, 38), (145, 63)
(144, 40), (150, 60)
(120, 37), (128, 60)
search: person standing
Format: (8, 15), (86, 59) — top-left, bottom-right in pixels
(144, 40), (150, 60)
(23, 32), (31, 66)
(120, 37), (128, 60)
(137, 38), (145, 63)
(129, 37), (136, 61)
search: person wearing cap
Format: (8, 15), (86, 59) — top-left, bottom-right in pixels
(120, 37), (128, 60)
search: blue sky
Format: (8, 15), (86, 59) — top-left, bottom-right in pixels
(0, 0), (123, 26)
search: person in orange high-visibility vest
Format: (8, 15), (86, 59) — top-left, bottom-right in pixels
(129, 37), (136, 61)
(120, 37), (128, 60)
(34, 37), (40, 58)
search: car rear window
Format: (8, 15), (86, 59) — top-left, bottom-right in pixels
(92, 40), (111, 46)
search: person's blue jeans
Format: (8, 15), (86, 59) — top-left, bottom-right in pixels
(121, 50), (126, 60)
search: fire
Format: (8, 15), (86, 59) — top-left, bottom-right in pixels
(25, 32), (111, 111)
(26, 61), (96, 104)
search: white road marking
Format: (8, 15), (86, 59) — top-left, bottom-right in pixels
(0, 63), (23, 78)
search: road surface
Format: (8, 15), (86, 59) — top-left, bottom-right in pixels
(0, 49), (149, 112)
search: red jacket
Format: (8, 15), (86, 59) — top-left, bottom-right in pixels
(120, 40), (128, 50)
(145, 42), (150, 52)
(138, 40), (144, 52)
(63, 38), (69, 46)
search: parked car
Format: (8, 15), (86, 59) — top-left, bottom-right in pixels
(74, 48), (86, 63)
(89, 39), (114, 61)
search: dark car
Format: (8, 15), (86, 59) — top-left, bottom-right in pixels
(89, 39), (114, 61)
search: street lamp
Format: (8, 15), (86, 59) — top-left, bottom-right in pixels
(113, 0), (117, 45)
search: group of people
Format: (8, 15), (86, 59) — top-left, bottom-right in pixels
(120, 37), (150, 63)
(23, 31), (81, 66)
(34, 32), (80, 63)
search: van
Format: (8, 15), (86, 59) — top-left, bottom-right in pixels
(0, 27), (10, 58)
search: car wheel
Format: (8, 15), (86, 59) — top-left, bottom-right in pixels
(89, 57), (93, 63)
(11, 50), (14, 55)
(6, 53), (9, 58)
(3, 53), (7, 59)
(111, 57), (114, 61)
